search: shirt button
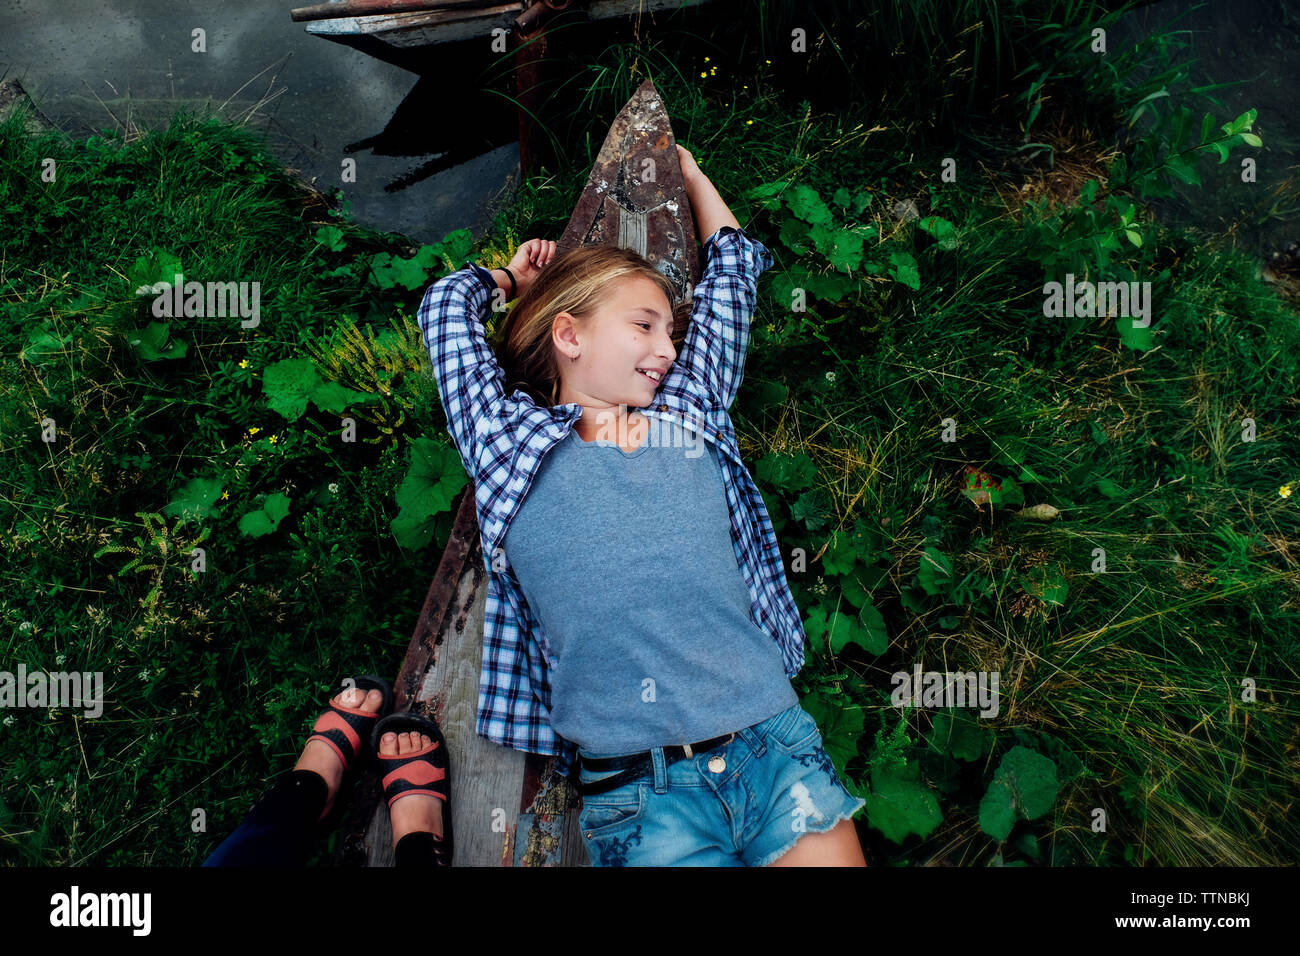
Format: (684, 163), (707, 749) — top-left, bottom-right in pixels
(659, 404), (668, 411)
(708, 755), (727, 773)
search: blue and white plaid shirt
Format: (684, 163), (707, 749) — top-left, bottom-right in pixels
(417, 225), (806, 780)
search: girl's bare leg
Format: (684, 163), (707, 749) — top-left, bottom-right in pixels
(766, 818), (867, 866)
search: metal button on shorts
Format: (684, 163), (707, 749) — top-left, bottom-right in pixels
(707, 754), (727, 773)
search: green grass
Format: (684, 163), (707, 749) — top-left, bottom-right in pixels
(2, 0), (1297, 866)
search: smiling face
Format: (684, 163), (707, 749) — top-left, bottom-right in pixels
(552, 274), (676, 420)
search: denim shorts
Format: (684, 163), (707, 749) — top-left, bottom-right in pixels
(575, 702), (867, 866)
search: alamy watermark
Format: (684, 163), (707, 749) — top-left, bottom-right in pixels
(1042, 273), (1151, 327)
(590, 408), (705, 458)
(137, 275), (261, 329)
(891, 665), (1000, 718)
(1, 665), (103, 718)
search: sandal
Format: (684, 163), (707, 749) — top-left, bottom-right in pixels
(306, 675), (394, 823)
(372, 711), (453, 867)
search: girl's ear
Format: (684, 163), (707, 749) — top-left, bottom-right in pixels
(552, 311), (580, 359)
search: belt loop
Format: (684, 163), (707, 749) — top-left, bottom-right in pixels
(651, 745), (668, 793)
(736, 726), (764, 757)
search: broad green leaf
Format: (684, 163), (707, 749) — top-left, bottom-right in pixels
(315, 225), (346, 252)
(778, 217), (812, 255)
(753, 379), (787, 413)
(827, 607), (887, 656)
(978, 745), (1059, 841)
(263, 357), (320, 421)
(436, 228), (475, 269)
(239, 492), (291, 538)
(821, 530), (858, 575)
(916, 547), (954, 594)
(310, 379), (373, 414)
(21, 328), (70, 365)
(979, 777), (1019, 841)
(163, 476), (224, 521)
(854, 601), (888, 653)
(1020, 564), (1069, 606)
(865, 759), (943, 843)
(888, 250), (920, 290)
(809, 222), (864, 272)
(927, 707), (990, 762)
(1165, 153), (1201, 186)
(1117, 314), (1155, 351)
(916, 216), (958, 251)
(754, 451), (817, 492)
(373, 253), (430, 291)
(128, 248), (183, 294)
(127, 321), (188, 361)
(785, 184), (834, 226)
(802, 269), (857, 304)
(790, 488), (830, 531)
(391, 437), (469, 550)
(744, 180), (789, 212)
(1095, 476), (1125, 498)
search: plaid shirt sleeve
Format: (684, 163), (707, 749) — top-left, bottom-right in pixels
(676, 225), (775, 409)
(416, 262), (504, 480)
(418, 262), (582, 772)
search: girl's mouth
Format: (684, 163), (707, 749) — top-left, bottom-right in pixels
(636, 368), (663, 384)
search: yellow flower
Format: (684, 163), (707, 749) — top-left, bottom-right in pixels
(765, 59), (771, 64)
(704, 56), (709, 62)
(743, 85), (748, 90)
(248, 426), (260, 435)
(700, 71), (707, 78)
(1282, 484), (1294, 498)
(746, 120), (754, 125)
(710, 67), (717, 75)
(269, 435), (278, 445)
(221, 491), (229, 500)
(238, 359), (249, 369)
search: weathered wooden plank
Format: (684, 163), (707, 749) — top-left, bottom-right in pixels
(557, 76), (702, 329)
(292, 0), (506, 22)
(298, 0), (709, 64)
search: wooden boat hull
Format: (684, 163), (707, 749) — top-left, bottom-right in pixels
(341, 78), (698, 866)
(299, 0), (709, 71)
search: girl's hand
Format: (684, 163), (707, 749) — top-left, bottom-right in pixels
(507, 239), (555, 299)
(676, 144), (703, 185)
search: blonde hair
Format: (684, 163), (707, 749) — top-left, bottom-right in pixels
(494, 245), (688, 407)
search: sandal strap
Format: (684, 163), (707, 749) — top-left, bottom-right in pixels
(379, 741), (449, 807)
(308, 702), (379, 771)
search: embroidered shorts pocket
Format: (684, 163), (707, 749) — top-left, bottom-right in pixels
(579, 785), (645, 836)
(579, 785), (647, 867)
(765, 704), (821, 753)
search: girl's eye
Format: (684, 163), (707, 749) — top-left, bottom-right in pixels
(637, 323), (652, 330)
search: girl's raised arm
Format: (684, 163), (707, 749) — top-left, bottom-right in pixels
(673, 146), (774, 409)
(416, 241), (553, 478)
(418, 267), (505, 479)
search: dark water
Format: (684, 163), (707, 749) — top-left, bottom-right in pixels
(1, 0), (1297, 256)
(0, 0), (521, 245)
